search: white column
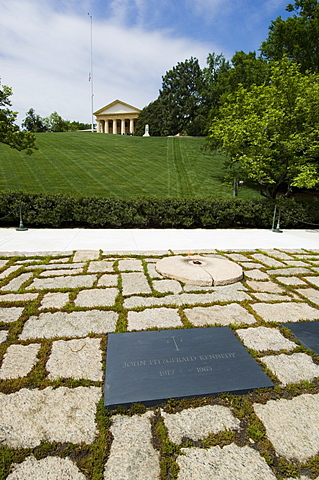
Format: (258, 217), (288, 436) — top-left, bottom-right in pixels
(121, 119), (125, 135)
(113, 119), (117, 134)
(97, 121), (101, 133)
(130, 119), (134, 134)
(105, 120), (109, 134)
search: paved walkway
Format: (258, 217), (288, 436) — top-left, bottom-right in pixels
(0, 240), (319, 479)
(0, 227), (318, 252)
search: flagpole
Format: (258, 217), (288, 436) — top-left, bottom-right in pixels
(88, 13), (94, 132)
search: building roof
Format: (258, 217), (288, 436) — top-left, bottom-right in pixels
(94, 100), (141, 116)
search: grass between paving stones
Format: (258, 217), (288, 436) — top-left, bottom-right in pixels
(1, 251), (319, 479)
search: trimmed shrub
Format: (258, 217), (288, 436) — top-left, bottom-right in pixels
(0, 192), (318, 229)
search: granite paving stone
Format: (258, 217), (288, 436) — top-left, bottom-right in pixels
(1, 272), (33, 291)
(237, 327), (296, 352)
(225, 253), (249, 262)
(304, 276), (319, 287)
(26, 274), (97, 290)
(118, 259), (144, 271)
(0, 307), (24, 323)
(153, 279), (183, 294)
(6, 456), (87, 480)
(47, 338), (103, 381)
(246, 280), (284, 293)
(184, 304), (256, 326)
(161, 405), (240, 444)
(244, 269), (270, 280)
(25, 263), (86, 270)
(277, 276), (307, 286)
(0, 293), (38, 302)
(104, 412), (160, 480)
(0, 386), (101, 447)
(39, 292), (69, 310)
(74, 288), (118, 307)
(284, 260), (310, 267)
(0, 260), (8, 268)
(177, 444), (277, 480)
(19, 310), (118, 339)
(0, 343), (41, 379)
(127, 308), (182, 331)
(266, 267), (311, 276)
(50, 257), (71, 263)
(124, 289), (250, 309)
(251, 254), (286, 267)
(296, 287), (319, 305)
(87, 260), (114, 273)
(254, 394), (319, 461)
(73, 250), (100, 262)
(240, 262), (264, 269)
(97, 274), (118, 287)
(121, 272), (151, 296)
(261, 353), (319, 385)
(147, 263), (163, 279)
(0, 331), (8, 343)
(250, 292), (294, 301)
(39, 268), (83, 276)
(251, 302), (319, 323)
(263, 250), (294, 260)
(0, 266), (20, 279)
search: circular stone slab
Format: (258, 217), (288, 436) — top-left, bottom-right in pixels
(155, 256), (243, 286)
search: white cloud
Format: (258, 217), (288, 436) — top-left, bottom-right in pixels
(0, 0), (215, 124)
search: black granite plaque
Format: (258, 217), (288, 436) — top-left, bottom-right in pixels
(282, 321), (319, 355)
(104, 327), (273, 409)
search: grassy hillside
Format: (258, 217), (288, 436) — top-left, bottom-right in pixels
(0, 133), (259, 198)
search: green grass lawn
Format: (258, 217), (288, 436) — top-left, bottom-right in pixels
(0, 133), (259, 198)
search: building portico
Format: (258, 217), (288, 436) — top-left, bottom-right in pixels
(94, 100), (141, 135)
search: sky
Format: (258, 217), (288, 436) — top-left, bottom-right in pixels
(0, 0), (291, 125)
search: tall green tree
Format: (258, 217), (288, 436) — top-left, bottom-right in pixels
(134, 99), (164, 136)
(261, 0), (319, 73)
(208, 60), (319, 199)
(0, 83), (36, 154)
(44, 112), (69, 132)
(22, 108), (47, 132)
(159, 57), (205, 136)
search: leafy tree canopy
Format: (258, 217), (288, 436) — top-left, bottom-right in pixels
(0, 83), (36, 154)
(261, 0), (319, 73)
(159, 57), (205, 136)
(22, 108), (47, 133)
(134, 99), (164, 136)
(208, 59), (319, 199)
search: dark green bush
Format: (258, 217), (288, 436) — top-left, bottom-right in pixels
(0, 191), (318, 229)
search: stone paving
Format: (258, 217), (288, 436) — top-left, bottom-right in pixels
(1, 248), (319, 479)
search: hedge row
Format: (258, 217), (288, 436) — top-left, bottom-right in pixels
(0, 192), (318, 229)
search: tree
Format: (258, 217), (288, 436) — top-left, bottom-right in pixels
(208, 59), (319, 199)
(0, 83), (36, 154)
(135, 99), (164, 136)
(225, 51), (270, 92)
(159, 57), (205, 136)
(44, 112), (69, 132)
(22, 108), (47, 132)
(261, 0), (319, 73)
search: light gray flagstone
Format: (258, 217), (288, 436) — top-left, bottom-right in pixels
(0, 343), (41, 379)
(0, 386), (101, 447)
(177, 444), (276, 480)
(6, 456), (87, 480)
(47, 338), (103, 381)
(19, 310), (118, 340)
(161, 405), (240, 444)
(184, 304), (256, 326)
(104, 412), (160, 480)
(254, 393), (319, 461)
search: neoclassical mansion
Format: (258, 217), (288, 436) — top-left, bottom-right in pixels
(94, 100), (141, 135)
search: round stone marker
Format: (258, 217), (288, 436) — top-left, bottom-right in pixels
(155, 256), (243, 286)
